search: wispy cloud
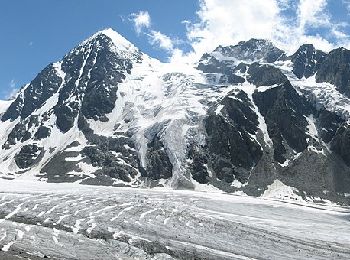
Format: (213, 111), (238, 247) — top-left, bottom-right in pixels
(129, 10), (182, 58)
(297, 0), (329, 31)
(10, 79), (15, 89)
(6, 79), (18, 100)
(277, 0), (294, 10)
(130, 11), (151, 34)
(344, 0), (350, 12)
(147, 31), (174, 52)
(290, 0), (349, 50)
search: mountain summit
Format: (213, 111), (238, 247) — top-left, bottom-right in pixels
(1, 29), (350, 204)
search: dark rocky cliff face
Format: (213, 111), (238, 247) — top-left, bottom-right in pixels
(204, 91), (262, 184)
(253, 82), (312, 163)
(247, 63), (288, 86)
(194, 43), (350, 203)
(316, 48), (350, 96)
(1, 31), (350, 204)
(55, 33), (137, 132)
(15, 144), (43, 169)
(291, 44), (326, 79)
(2, 65), (63, 122)
(330, 124), (350, 166)
(145, 135), (173, 180)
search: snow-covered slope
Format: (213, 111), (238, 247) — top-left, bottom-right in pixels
(0, 179), (349, 260)
(1, 28), (350, 204)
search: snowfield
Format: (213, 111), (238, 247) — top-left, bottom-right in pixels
(0, 180), (349, 259)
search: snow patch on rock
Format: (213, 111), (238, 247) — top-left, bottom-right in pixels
(262, 180), (303, 202)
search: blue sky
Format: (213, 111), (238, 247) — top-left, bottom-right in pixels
(0, 0), (350, 99)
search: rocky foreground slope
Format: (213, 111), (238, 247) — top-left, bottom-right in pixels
(1, 29), (350, 204)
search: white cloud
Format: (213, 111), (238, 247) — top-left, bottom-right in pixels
(130, 11), (151, 34)
(190, 0), (280, 50)
(179, 0), (350, 63)
(129, 1), (350, 64)
(277, 0), (335, 53)
(291, 0), (350, 52)
(148, 31), (175, 52)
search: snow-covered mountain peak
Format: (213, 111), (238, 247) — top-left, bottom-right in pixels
(211, 38), (286, 63)
(71, 28), (141, 62)
(197, 38), (287, 85)
(1, 29), (350, 204)
(99, 28), (140, 56)
(82, 28), (135, 49)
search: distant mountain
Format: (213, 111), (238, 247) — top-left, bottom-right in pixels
(1, 28), (350, 204)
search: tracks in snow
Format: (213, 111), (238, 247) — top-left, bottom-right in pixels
(0, 182), (349, 259)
